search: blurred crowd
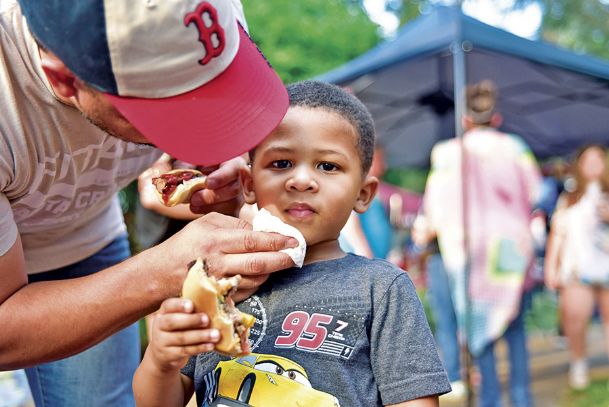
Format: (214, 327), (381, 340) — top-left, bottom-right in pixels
(342, 81), (609, 407)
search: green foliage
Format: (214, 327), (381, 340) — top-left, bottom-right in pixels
(393, 0), (609, 61)
(241, 0), (381, 83)
(525, 289), (559, 334)
(383, 167), (429, 193)
(398, 0), (433, 25)
(118, 181), (142, 254)
(561, 378), (609, 407)
(541, 0), (609, 60)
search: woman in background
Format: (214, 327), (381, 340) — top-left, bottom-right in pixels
(545, 145), (609, 389)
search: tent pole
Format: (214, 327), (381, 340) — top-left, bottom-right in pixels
(452, 36), (474, 407)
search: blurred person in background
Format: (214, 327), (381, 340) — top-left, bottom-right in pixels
(358, 146), (394, 259)
(412, 213), (467, 402)
(545, 144), (609, 390)
(423, 80), (542, 407)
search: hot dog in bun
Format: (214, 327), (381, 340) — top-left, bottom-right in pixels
(182, 258), (255, 357)
(152, 169), (207, 206)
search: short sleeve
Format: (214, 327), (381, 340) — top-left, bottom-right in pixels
(370, 273), (451, 404)
(0, 193), (18, 256)
(181, 356), (196, 379)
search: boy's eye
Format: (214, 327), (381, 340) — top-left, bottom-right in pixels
(271, 160), (292, 169)
(318, 162), (338, 172)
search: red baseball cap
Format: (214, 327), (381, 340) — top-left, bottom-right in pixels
(21, 0), (288, 165)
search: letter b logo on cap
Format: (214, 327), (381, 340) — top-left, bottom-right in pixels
(184, 2), (226, 65)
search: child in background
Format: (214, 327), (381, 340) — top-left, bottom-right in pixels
(133, 80), (450, 407)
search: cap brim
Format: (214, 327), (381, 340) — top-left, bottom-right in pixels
(105, 25), (288, 165)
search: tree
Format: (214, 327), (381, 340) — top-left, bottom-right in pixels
(241, 0), (381, 84)
(392, 0), (609, 61)
(540, 0), (609, 60)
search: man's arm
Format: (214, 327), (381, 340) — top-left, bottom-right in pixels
(0, 213), (296, 370)
(0, 234), (170, 370)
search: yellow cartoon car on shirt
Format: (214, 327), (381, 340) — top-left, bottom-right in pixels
(210, 353), (340, 406)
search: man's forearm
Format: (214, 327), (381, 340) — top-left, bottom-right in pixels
(0, 251), (183, 369)
(0, 212), (296, 369)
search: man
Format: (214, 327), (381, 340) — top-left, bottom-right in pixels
(0, 0), (295, 405)
(422, 80), (541, 407)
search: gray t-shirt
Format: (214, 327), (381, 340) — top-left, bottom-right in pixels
(0, 1), (161, 272)
(182, 254), (450, 406)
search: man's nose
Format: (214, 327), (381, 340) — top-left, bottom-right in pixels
(286, 166), (318, 192)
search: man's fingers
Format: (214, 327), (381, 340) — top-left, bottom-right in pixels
(206, 252), (295, 277)
(211, 229), (298, 254)
(233, 275), (271, 300)
(190, 179), (241, 207)
(204, 156), (247, 190)
(190, 212), (252, 230)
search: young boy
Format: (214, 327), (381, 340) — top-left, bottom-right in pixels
(134, 81), (450, 406)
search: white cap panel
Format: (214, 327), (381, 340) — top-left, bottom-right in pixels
(104, 0), (240, 98)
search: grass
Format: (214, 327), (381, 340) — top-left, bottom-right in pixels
(525, 287), (559, 334)
(561, 378), (609, 407)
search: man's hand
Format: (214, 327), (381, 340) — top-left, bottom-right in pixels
(149, 212), (297, 302)
(189, 156), (248, 216)
(139, 155), (247, 218)
(0, 213), (295, 369)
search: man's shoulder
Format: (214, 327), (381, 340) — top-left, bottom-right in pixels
(0, 0), (18, 16)
(0, 1), (23, 41)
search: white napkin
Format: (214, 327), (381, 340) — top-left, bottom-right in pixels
(252, 208), (307, 268)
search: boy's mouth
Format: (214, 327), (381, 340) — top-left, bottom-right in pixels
(285, 203), (315, 219)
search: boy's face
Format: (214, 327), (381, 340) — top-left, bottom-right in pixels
(242, 106), (377, 247)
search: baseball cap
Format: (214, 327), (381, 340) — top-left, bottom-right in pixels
(18, 0), (288, 165)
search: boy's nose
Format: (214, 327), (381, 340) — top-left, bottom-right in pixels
(286, 166), (318, 192)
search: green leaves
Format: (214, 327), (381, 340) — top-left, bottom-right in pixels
(241, 0), (381, 84)
(541, 0), (609, 60)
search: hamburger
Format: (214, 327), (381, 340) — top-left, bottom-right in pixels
(182, 258), (255, 357)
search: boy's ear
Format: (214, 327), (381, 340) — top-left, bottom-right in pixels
(239, 166), (257, 205)
(353, 175), (379, 214)
(39, 50), (78, 100)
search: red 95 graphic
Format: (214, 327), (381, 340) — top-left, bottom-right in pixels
(275, 311), (355, 359)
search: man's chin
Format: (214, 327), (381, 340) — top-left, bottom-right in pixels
(83, 113), (154, 146)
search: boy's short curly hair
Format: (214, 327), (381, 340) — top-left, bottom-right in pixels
(286, 80), (376, 174)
